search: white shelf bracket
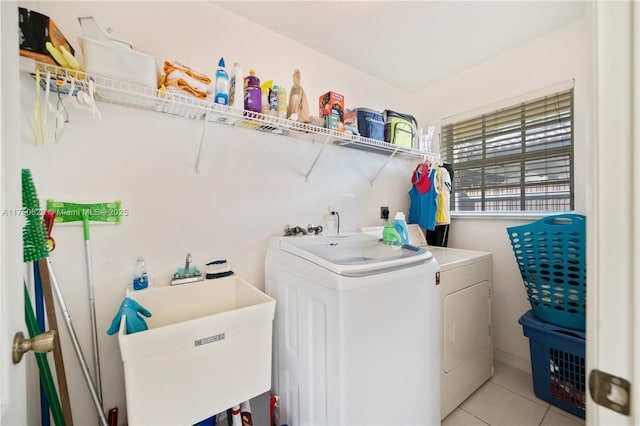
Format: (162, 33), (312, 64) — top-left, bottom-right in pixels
(194, 113), (210, 174)
(369, 145), (400, 186)
(304, 136), (332, 181)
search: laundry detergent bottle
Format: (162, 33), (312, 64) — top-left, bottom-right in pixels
(394, 212), (409, 245)
(214, 57), (229, 105)
(382, 221), (402, 245)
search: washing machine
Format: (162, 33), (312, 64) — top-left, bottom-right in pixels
(265, 233), (440, 426)
(359, 225), (494, 419)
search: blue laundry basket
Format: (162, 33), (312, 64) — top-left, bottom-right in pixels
(507, 214), (586, 331)
(519, 310), (586, 419)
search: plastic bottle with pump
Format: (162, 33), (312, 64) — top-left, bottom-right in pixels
(277, 85), (287, 118)
(394, 212), (409, 245)
(244, 69), (262, 113)
(133, 257), (148, 290)
(214, 57), (229, 105)
(229, 62), (244, 110)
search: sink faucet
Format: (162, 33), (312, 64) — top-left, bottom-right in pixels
(184, 253), (192, 278)
(170, 253), (203, 286)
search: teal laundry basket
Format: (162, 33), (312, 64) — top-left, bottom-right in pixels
(507, 214), (586, 331)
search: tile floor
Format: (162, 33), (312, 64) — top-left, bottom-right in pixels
(442, 361), (585, 426)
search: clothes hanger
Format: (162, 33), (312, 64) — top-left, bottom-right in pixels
(43, 72), (69, 143)
(65, 78), (100, 119)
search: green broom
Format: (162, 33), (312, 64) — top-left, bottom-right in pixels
(22, 168), (72, 426)
(23, 283), (65, 426)
(45, 199), (121, 406)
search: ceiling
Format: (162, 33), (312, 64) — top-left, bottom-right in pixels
(213, 1), (586, 93)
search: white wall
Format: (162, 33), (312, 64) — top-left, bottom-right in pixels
(412, 18), (592, 370)
(17, 2), (420, 425)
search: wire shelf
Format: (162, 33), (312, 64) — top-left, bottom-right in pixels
(27, 60), (441, 178)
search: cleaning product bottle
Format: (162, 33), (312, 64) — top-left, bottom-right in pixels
(394, 212), (409, 245)
(244, 69), (262, 113)
(260, 80), (273, 114)
(133, 257), (148, 290)
(382, 221), (402, 245)
(214, 57), (229, 105)
(326, 208), (340, 236)
(229, 62), (244, 110)
(277, 84), (287, 118)
(269, 85), (279, 114)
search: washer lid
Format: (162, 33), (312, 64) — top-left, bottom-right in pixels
(426, 246), (492, 271)
(279, 233), (432, 276)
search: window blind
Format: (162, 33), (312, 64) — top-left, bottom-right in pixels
(441, 88), (574, 212)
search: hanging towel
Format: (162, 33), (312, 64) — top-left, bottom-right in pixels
(411, 162), (431, 194)
(427, 162), (454, 247)
(435, 167), (452, 225)
(408, 167), (438, 231)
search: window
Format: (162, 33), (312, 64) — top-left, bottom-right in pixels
(441, 87), (574, 213)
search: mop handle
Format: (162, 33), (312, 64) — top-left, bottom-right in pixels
(83, 214), (91, 241)
(82, 214), (103, 403)
(85, 240), (103, 401)
(47, 258), (108, 426)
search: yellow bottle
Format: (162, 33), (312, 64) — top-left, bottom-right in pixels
(277, 85), (287, 118)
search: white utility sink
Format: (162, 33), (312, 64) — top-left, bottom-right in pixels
(117, 274), (275, 426)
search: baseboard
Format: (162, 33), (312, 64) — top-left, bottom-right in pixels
(494, 349), (531, 373)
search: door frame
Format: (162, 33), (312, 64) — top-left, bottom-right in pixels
(0, 1), (27, 424)
(587, 1), (638, 424)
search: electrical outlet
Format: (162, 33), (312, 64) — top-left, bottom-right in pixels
(380, 206), (389, 220)
(328, 205), (337, 214)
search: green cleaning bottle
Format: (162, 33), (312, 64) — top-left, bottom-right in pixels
(382, 221), (402, 245)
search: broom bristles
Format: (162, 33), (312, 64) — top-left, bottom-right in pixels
(22, 169), (49, 262)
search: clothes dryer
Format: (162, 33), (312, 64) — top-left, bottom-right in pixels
(359, 225), (494, 419)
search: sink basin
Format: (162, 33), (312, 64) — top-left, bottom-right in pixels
(117, 275), (275, 426)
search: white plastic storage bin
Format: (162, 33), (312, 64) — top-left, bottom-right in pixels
(78, 36), (159, 89)
(118, 275), (275, 426)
